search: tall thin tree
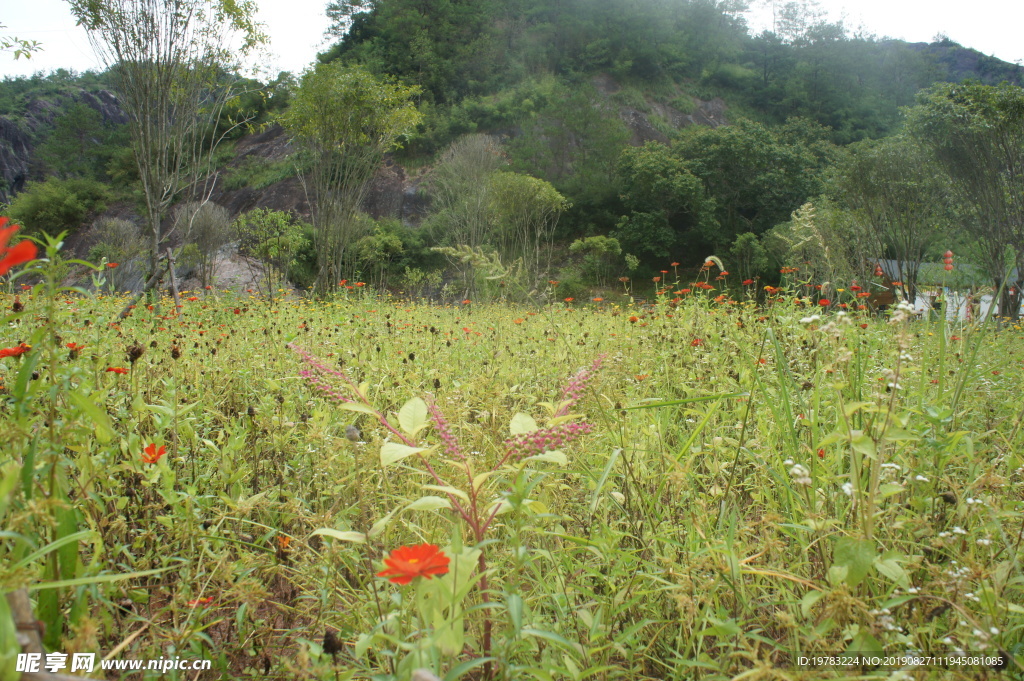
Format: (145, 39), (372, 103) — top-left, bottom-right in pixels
(67, 0), (264, 285)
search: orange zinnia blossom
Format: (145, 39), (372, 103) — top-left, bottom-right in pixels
(377, 543), (450, 585)
(0, 218), (38, 276)
(106, 366), (128, 374)
(142, 443), (166, 464)
(0, 343), (30, 358)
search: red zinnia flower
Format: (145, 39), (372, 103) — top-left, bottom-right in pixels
(691, 338), (704, 347)
(628, 315), (639, 323)
(355, 282), (366, 287)
(849, 284), (861, 291)
(106, 367), (128, 374)
(0, 218), (38, 276)
(670, 262), (680, 267)
(142, 443), (166, 464)
(818, 299), (830, 306)
(0, 343), (30, 358)
(652, 276), (661, 282)
(564, 297), (574, 302)
(742, 279), (754, 285)
(106, 262), (118, 269)
(377, 543), (450, 585)
(462, 299), (471, 304)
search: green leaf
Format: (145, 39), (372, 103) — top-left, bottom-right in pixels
(380, 442), (432, 466)
(510, 412), (538, 435)
(68, 390), (113, 443)
(520, 450), (568, 466)
(832, 537), (876, 587)
(311, 528), (366, 543)
(398, 397), (429, 436)
(877, 483), (905, 499)
(849, 433), (877, 459)
(339, 402), (378, 417)
(405, 495), (452, 511)
(874, 551), (910, 587)
(801, 590), (824, 618)
(368, 508), (398, 538)
(422, 484), (469, 502)
(0, 596), (19, 681)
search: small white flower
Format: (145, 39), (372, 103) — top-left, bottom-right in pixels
(799, 314), (821, 324)
(990, 627), (1000, 635)
(953, 526), (967, 535)
(977, 538), (992, 546)
(842, 482), (854, 496)
(915, 474), (929, 481)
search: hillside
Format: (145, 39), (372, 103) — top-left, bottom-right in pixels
(2, 0), (1024, 298)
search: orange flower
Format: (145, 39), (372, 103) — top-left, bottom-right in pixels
(691, 338), (704, 346)
(564, 297), (574, 302)
(106, 262), (118, 269)
(0, 343), (30, 359)
(142, 443), (166, 464)
(106, 366), (128, 374)
(592, 297), (604, 302)
(355, 282), (366, 287)
(462, 299), (471, 304)
(742, 279), (754, 285)
(0, 218), (37, 276)
(670, 262), (679, 267)
(652, 276), (661, 283)
(628, 315), (639, 323)
(377, 543), (450, 585)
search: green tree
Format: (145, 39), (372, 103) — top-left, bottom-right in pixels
(672, 117), (837, 249)
(906, 82), (1024, 318)
(614, 141), (715, 261)
(488, 171), (569, 284)
(834, 135), (949, 303)
(6, 178), (109, 236)
(67, 0), (264, 286)
(280, 63), (420, 292)
(233, 208), (309, 302)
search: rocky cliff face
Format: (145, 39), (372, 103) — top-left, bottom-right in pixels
(0, 88), (128, 204)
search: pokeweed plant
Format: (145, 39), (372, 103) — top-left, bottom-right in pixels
(291, 343), (604, 678)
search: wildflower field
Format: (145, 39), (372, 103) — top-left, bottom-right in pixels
(3, 244), (1024, 680)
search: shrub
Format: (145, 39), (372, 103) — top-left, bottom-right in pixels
(7, 178), (110, 236)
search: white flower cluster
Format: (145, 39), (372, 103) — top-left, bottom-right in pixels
(786, 462), (811, 483)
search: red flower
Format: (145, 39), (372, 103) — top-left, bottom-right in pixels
(742, 279), (754, 285)
(0, 218), (38, 276)
(187, 597), (213, 607)
(849, 284), (861, 291)
(592, 297), (604, 302)
(66, 342), (86, 351)
(141, 443), (166, 464)
(355, 282), (366, 287)
(106, 367), (128, 374)
(628, 315), (639, 323)
(652, 276), (661, 282)
(719, 271), (729, 276)
(462, 299), (471, 304)
(818, 299), (830, 306)
(691, 338), (704, 347)
(564, 297), (574, 302)
(338, 280), (348, 286)
(680, 288), (691, 294)
(670, 262), (680, 267)
(0, 343), (30, 358)
(106, 262), (118, 269)
(377, 543), (450, 585)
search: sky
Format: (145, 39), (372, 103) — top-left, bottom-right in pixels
(2, 0), (1023, 81)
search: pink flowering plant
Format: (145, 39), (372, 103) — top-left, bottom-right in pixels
(291, 343), (603, 675)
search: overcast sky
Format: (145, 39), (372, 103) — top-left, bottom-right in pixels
(3, 0), (1022, 81)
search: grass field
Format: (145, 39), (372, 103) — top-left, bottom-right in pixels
(2, 247), (1023, 680)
